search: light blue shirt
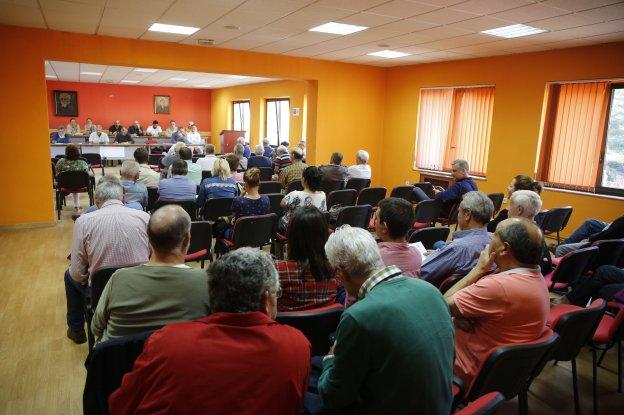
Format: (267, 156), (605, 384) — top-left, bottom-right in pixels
(158, 176), (197, 201)
(121, 179), (148, 207)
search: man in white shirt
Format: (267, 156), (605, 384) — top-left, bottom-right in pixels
(88, 125), (110, 143)
(146, 120), (162, 137)
(347, 149), (372, 180)
(196, 144), (218, 172)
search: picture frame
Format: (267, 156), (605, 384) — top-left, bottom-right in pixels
(154, 95), (170, 114)
(53, 90), (78, 117)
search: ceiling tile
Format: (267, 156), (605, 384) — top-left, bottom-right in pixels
(530, 12), (605, 31)
(366, 0), (439, 18)
(338, 12), (400, 27)
(417, 33), (497, 49)
(553, 18), (624, 38)
(44, 10), (100, 34)
(157, 0), (246, 28)
(315, 0), (390, 12)
(449, 15), (516, 32)
(418, 0), (468, 6)
(315, 45), (379, 59)
(580, 30), (624, 43)
(0, 3), (46, 29)
(449, 0), (535, 15)
(51, 61), (79, 81)
(104, 0), (173, 13)
(579, 3), (624, 22)
(97, 25), (147, 38)
(447, 44), (501, 54)
(491, 3), (570, 23)
(410, 7), (481, 25)
(541, 0), (622, 12)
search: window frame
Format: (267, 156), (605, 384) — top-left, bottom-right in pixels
(265, 98), (290, 146)
(596, 84), (624, 197)
(231, 100), (251, 138)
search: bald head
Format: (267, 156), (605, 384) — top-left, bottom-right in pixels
(148, 205), (191, 254)
(496, 218), (543, 266)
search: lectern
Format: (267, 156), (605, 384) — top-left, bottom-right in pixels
(219, 130), (245, 153)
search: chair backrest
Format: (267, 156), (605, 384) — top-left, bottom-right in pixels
(455, 392), (505, 415)
(408, 226), (450, 249)
(550, 246), (599, 287)
(148, 154), (163, 167)
(467, 332), (559, 401)
(231, 213), (277, 249)
(258, 167), (273, 181)
(153, 199), (197, 220)
(413, 182), (434, 198)
(390, 185), (415, 202)
(266, 193), (284, 216)
(534, 210), (547, 228)
(91, 265), (139, 310)
(276, 304), (344, 356)
(327, 189), (358, 209)
(83, 330), (153, 415)
(488, 193), (505, 215)
(335, 205), (372, 229)
(146, 187), (158, 212)
(202, 197), (234, 221)
(540, 206), (573, 233)
(258, 181), (282, 194)
(82, 153), (102, 165)
(201, 170), (212, 181)
(56, 170), (91, 191)
(187, 221), (212, 258)
(590, 239), (624, 271)
(414, 199), (442, 225)
(344, 178), (370, 192)
(320, 180), (344, 195)
(287, 180), (304, 193)
(356, 187), (387, 207)
(551, 299), (607, 361)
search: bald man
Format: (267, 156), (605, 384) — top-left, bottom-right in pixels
(443, 218), (550, 388)
(91, 205), (210, 343)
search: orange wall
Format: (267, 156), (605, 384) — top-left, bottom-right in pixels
(382, 42), (624, 236)
(46, 80), (211, 130)
(0, 24), (385, 225)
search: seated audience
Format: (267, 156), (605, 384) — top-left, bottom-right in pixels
(109, 248), (311, 415)
(176, 146), (202, 185)
(412, 160), (477, 214)
(171, 126), (186, 144)
(128, 120), (144, 136)
(276, 206), (338, 311)
(555, 214), (624, 257)
(279, 166), (326, 233)
(91, 205), (209, 342)
(51, 126), (69, 143)
(222, 168), (270, 239)
(115, 127), (134, 143)
(108, 120), (122, 134)
(279, 147), (307, 190)
(226, 153), (244, 183)
(557, 265), (624, 306)
(88, 125), (109, 143)
(420, 191), (494, 286)
(55, 144), (90, 210)
(234, 143), (248, 170)
(146, 120), (162, 137)
(186, 124), (202, 146)
(165, 120), (177, 138)
(375, 197), (421, 277)
(84, 118), (96, 135)
(488, 175), (542, 232)
(247, 144), (273, 169)
(196, 144), (218, 171)
(237, 137), (251, 158)
(320, 152), (348, 183)
(444, 218), (550, 388)
(298, 140), (306, 160)
(346, 149), (372, 180)
(273, 145), (292, 173)
(158, 160), (196, 201)
(162, 142), (185, 170)
(315, 226), (454, 414)
(197, 159), (238, 207)
(66, 118), (81, 135)
(119, 160), (148, 208)
(133, 148), (160, 188)
(262, 137), (275, 158)
(65, 175), (150, 344)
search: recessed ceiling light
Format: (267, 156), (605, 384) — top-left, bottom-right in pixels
(45, 75), (57, 79)
(309, 22), (368, 36)
(170, 77), (188, 81)
(367, 50), (411, 59)
(148, 23), (200, 35)
(481, 24), (547, 39)
(195, 84), (212, 88)
(121, 80), (140, 83)
(134, 68), (157, 73)
(80, 71), (102, 76)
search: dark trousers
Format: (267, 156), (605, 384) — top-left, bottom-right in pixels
(64, 269), (90, 331)
(412, 187), (431, 203)
(562, 219), (608, 244)
(301, 357), (359, 415)
(566, 265), (624, 306)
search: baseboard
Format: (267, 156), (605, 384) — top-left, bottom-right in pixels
(0, 221), (56, 231)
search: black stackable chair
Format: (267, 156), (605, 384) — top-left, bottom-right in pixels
(327, 189), (358, 209)
(413, 182), (434, 198)
(356, 187), (386, 209)
(184, 221), (213, 268)
(333, 205), (372, 230)
(152, 199), (197, 221)
(390, 185), (415, 203)
(266, 193), (284, 216)
(259, 181), (282, 194)
(219, 214), (277, 254)
(540, 206), (573, 244)
(201, 170), (212, 182)
(201, 197), (234, 222)
(82, 153), (105, 175)
(55, 171), (94, 220)
(544, 246), (598, 292)
(146, 188), (158, 212)
(487, 193), (505, 216)
(276, 304), (344, 356)
(344, 178), (370, 193)
(408, 226), (450, 249)
(320, 180), (344, 195)
(286, 180), (304, 193)
(413, 199), (442, 229)
(258, 167), (273, 181)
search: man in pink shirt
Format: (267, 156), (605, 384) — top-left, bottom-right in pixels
(444, 218), (550, 388)
(374, 197), (422, 277)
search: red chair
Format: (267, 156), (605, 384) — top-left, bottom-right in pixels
(543, 246), (598, 292)
(276, 303), (344, 356)
(591, 304), (624, 396)
(455, 392), (504, 415)
(413, 200), (442, 229)
(184, 221), (213, 268)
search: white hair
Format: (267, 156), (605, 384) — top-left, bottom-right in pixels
(452, 159), (469, 172)
(460, 191), (494, 225)
(254, 144), (264, 156)
(510, 190), (542, 219)
(120, 160), (140, 178)
(174, 142), (186, 154)
(236, 137), (245, 144)
(262, 137), (270, 146)
(325, 225), (384, 279)
(276, 145), (288, 155)
(95, 175), (123, 202)
(356, 149), (369, 163)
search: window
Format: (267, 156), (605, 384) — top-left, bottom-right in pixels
(537, 81), (624, 195)
(266, 98), (290, 146)
(414, 86), (494, 177)
(232, 100), (250, 140)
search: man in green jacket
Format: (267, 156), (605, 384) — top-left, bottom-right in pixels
(318, 226), (455, 415)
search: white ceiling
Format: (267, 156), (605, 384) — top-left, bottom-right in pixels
(3, 1), (624, 67)
(44, 61), (277, 88)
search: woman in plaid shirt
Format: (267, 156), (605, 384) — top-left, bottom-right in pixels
(276, 206), (339, 312)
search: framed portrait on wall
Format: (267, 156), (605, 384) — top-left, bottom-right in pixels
(54, 90), (78, 116)
(154, 95), (170, 114)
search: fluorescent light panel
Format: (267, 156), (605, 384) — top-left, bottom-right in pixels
(121, 80), (140, 83)
(148, 23), (199, 35)
(134, 68), (157, 73)
(481, 24), (547, 39)
(309, 22), (368, 35)
(169, 77), (188, 81)
(45, 75), (57, 79)
(80, 71), (102, 75)
(367, 50), (411, 59)
(195, 84), (212, 88)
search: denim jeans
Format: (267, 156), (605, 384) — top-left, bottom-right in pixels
(64, 269), (90, 331)
(562, 219), (608, 244)
(412, 187), (431, 203)
(566, 265), (624, 306)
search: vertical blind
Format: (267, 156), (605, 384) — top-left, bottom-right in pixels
(415, 86), (494, 176)
(539, 81), (609, 191)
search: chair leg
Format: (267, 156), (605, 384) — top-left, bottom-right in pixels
(618, 340), (622, 393)
(200, 259), (204, 269)
(598, 348), (608, 367)
(592, 347), (598, 415)
(572, 358), (580, 415)
(518, 387), (529, 415)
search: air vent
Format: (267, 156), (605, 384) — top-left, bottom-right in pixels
(197, 39), (215, 46)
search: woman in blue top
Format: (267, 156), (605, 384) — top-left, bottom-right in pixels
(223, 168), (270, 239)
(197, 158), (239, 207)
